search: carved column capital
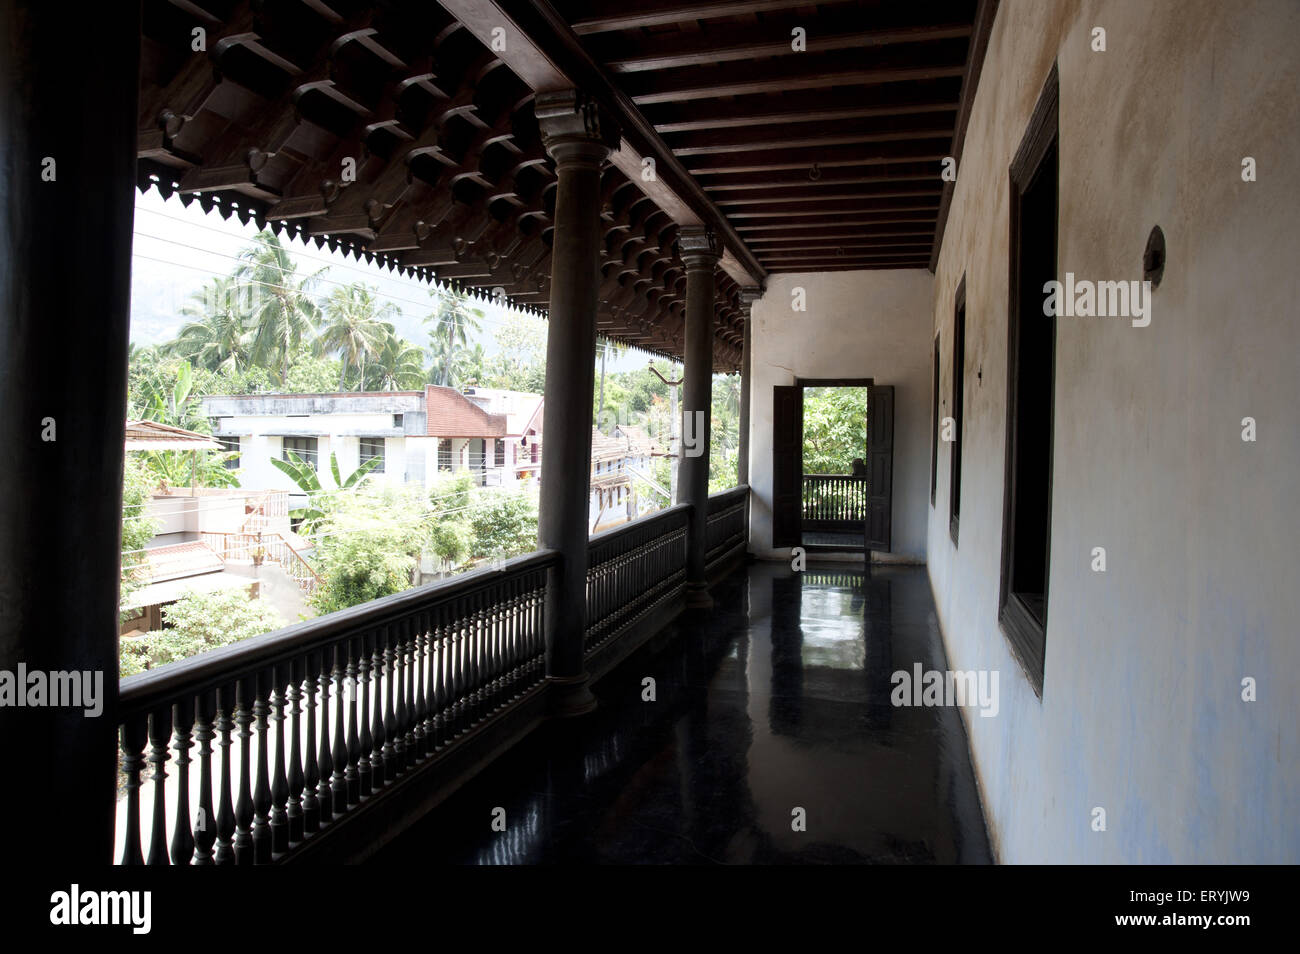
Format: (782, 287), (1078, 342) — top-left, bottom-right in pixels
(536, 89), (620, 169)
(737, 285), (762, 315)
(678, 225), (722, 270)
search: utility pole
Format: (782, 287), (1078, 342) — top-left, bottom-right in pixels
(650, 361), (684, 503)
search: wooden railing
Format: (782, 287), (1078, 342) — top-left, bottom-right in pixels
(705, 485), (749, 569)
(801, 475), (869, 529)
(115, 550), (556, 865)
(584, 504), (690, 654)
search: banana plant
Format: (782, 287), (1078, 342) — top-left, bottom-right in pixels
(270, 450), (382, 534)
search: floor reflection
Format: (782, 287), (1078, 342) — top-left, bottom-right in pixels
(374, 562), (992, 865)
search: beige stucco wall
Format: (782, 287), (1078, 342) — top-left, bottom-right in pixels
(926, 0), (1300, 862)
(747, 270), (934, 562)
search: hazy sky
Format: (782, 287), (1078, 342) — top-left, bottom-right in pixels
(129, 188), (652, 373)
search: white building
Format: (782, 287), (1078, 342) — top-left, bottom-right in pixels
(201, 386), (544, 500)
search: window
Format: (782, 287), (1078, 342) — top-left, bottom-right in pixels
(437, 439), (452, 471)
(282, 436), (318, 470)
(494, 439), (505, 468)
(1000, 65), (1059, 695)
(393, 413), (404, 429)
(360, 437), (385, 473)
(949, 279), (966, 544)
(930, 333), (940, 506)
(217, 435), (240, 470)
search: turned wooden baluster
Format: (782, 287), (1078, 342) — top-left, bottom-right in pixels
(233, 676), (255, 865)
(407, 620), (422, 761)
(192, 691), (217, 865)
(449, 609), (465, 737)
(214, 684), (236, 864)
(370, 631), (387, 789)
(358, 634), (374, 797)
(392, 622), (408, 773)
(381, 628), (397, 779)
(468, 591), (483, 725)
(146, 706), (172, 865)
(302, 654), (320, 835)
(412, 623), (428, 760)
(316, 648), (334, 825)
(346, 638), (361, 805)
(432, 610), (448, 752)
(330, 642), (348, 814)
(170, 698), (195, 865)
(253, 669), (273, 864)
(286, 659), (304, 846)
(270, 662), (290, 856)
(118, 715), (148, 865)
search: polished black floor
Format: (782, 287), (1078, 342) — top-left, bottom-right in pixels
(374, 562), (993, 864)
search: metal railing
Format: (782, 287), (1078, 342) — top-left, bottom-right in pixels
(115, 550), (556, 865)
(801, 474), (868, 528)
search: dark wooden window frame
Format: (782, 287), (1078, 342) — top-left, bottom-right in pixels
(930, 332), (940, 507)
(999, 63), (1059, 698)
(949, 277), (966, 545)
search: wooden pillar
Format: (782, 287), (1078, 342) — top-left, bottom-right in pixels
(535, 90), (619, 716)
(737, 287), (760, 487)
(677, 227), (722, 609)
(0, 0), (140, 862)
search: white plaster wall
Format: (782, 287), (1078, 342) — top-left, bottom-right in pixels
(926, 0), (1300, 862)
(748, 270), (934, 563)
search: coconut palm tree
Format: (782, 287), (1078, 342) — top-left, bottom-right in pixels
(315, 283), (399, 390)
(425, 288), (483, 387)
(235, 232), (326, 384)
(364, 330), (428, 390)
(168, 276), (253, 373)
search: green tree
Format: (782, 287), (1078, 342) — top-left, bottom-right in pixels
(425, 289), (483, 387)
(316, 283), (398, 390)
(308, 485), (427, 613)
(270, 450), (383, 533)
(362, 329), (426, 390)
(236, 232), (326, 384)
(467, 489), (538, 559)
(802, 386), (869, 474)
(168, 276), (254, 373)
(120, 587), (282, 676)
(482, 313), (546, 393)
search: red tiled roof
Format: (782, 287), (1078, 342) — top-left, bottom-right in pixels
(425, 386), (508, 437)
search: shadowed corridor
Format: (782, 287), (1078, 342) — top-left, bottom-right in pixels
(374, 562), (992, 864)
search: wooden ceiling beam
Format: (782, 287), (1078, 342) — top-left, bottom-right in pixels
(601, 22), (974, 73)
(688, 139), (952, 175)
(700, 162), (940, 191)
(625, 41), (971, 104)
(671, 112), (956, 156)
(568, 0), (860, 35)
(646, 81), (961, 132)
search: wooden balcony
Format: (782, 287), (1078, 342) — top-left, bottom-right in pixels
(114, 488), (748, 864)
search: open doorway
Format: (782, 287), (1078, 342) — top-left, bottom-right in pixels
(802, 384), (871, 551)
(772, 378), (894, 556)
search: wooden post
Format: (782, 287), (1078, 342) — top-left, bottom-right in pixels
(535, 90), (619, 716)
(0, 0), (140, 862)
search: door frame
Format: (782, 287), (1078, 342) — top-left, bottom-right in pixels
(788, 377), (873, 553)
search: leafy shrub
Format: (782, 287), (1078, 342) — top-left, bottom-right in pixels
(468, 489), (538, 560)
(120, 586), (282, 676)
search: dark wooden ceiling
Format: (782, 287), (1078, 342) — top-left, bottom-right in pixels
(554, 0), (985, 273)
(136, 0), (745, 368)
(134, 0), (994, 370)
